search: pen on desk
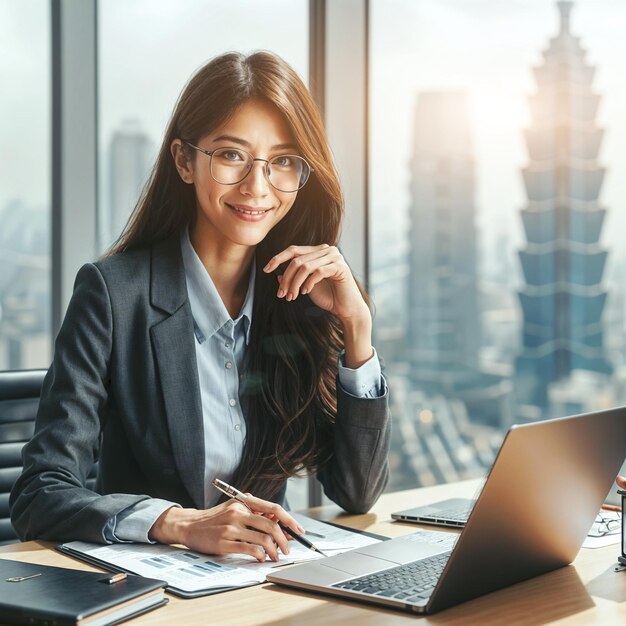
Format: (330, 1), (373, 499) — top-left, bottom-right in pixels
(212, 478), (327, 557)
(106, 573), (127, 584)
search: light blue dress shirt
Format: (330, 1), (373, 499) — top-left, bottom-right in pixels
(105, 229), (384, 543)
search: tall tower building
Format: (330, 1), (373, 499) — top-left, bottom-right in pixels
(107, 120), (153, 247)
(407, 92), (481, 382)
(516, 1), (612, 407)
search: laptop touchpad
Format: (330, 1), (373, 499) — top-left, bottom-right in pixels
(359, 537), (445, 564)
(320, 551), (402, 576)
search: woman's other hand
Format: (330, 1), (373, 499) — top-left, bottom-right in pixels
(616, 476), (626, 490)
(264, 244), (374, 368)
(263, 244), (370, 324)
(148, 496), (305, 562)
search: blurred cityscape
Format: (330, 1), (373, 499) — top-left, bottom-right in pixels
(0, 118), (154, 370)
(1, 1), (625, 495)
(0, 200), (50, 370)
(372, 1), (626, 491)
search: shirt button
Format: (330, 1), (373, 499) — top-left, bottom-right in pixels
(225, 342), (231, 348)
(225, 361), (233, 369)
(234, 424), (241, 431)
(229, 399), (236, 407)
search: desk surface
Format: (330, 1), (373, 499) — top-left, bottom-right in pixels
(1, 479), (625, 625)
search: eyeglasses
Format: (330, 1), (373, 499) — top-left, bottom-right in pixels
(183, 141), (313, 193)
(586, 511), (622, 538)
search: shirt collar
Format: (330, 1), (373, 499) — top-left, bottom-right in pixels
(180, 227), (255, 345)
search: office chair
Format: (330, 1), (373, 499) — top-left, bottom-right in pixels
(0, 369), (98, 544)
(0, 369), (45, 544)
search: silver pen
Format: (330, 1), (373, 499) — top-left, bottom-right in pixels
(212, 478), (327, 556)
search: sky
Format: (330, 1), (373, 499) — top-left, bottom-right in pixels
(1, 0), (50, 212)
(369, 0), (626, 273)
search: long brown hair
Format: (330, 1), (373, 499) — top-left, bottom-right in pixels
(109, 51), (353, 500)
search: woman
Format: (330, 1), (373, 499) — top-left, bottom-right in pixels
(10, 51), (390, 562)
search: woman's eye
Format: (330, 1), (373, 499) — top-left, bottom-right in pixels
(223, 150), (244, 161)
(274, 156), (292, 167)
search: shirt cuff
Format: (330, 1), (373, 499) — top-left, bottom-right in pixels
(104, 499), (181, 544)
(337, 347), (385, 398)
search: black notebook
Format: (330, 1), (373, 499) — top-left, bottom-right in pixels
(0, 558), (167, 626)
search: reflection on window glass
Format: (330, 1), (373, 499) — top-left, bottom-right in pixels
(98, 0), (309, 252)
(370, 0), (626, 490)
(0, 1), (51, 370)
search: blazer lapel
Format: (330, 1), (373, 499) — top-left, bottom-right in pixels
(149, 237), (206, 509)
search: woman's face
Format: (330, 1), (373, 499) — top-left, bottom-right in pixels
(175, 98), (300, 250)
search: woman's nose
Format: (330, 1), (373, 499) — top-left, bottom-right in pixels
(240, 161), (270, 196)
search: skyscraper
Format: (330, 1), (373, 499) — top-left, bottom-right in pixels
(106, 120), (153, 248)
(516, 1), (612, 408)
(407, 92), (481, 382)
(394, 94), (506, 480)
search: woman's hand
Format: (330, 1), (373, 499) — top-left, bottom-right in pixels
(263, 245), (370, 323)
(616, 476), (626, 490)
(148, 495), (305, 562)
(263, 245), (374, 368)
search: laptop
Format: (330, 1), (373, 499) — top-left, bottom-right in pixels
(391, 458), (626, 528)
(267, 407), (626, 614)
(391, 497), (475, 528)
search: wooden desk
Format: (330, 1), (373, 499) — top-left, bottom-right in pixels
(2, 480), (625, 625)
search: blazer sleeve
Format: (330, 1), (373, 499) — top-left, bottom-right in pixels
(9, 263), (150, 543)
(316, 381), (391, 514)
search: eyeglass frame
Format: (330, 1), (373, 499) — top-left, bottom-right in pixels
(587, 511), (622, 538)
(182, 140), (314, 192)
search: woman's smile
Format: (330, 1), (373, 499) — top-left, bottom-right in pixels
(225, 202), (274, 221)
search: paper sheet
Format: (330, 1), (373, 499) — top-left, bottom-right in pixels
(60, 513), (381, 593)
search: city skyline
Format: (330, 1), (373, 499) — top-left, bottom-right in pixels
(4, 1), (625, 263)
(4, 3), (626, 356)
(372, 1), (625, 493)
(3, 1), (626, 493)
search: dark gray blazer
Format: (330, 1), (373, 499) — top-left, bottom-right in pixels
(10, 237), (390, 543)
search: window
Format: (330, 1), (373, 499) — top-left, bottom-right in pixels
(369, 0), (626, 489)
(0, 1), (51, 370)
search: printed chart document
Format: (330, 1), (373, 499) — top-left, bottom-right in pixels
(58, 513), (383, 598)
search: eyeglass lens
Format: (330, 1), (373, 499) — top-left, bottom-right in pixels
(210, 148), (309, 192)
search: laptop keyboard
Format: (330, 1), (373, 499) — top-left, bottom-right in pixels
(430, 506), (472, 522)
(331, 551), (451, 604)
